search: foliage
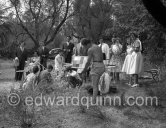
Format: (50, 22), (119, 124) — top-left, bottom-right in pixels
(9, 0), (73, 49)
(64, 0), (122, 42)
(64, 0), (166, 65)
(0, 0), (166, 64)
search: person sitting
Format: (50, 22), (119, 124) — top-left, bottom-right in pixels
(65, 67), (82, 88)
(38, 64), (53, 84)
(22, 65), (39, 91)
(54, 50), (64, 76)
(31, 51), (40, 64)
(38, 64), (54, 93)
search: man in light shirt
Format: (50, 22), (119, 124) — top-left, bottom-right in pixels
(98, 37), (110, 65)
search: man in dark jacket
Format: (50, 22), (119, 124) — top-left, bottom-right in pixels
(74, 38), (88, 56)
(38, 43), (49, 71)
(15, 42), (28, 81)
(62, 36), (74, 63)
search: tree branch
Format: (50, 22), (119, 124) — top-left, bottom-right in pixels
(45, 0), (70, 45)
(11, 0), (39, 47)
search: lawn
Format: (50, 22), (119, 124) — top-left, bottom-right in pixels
(0, 59), (166, 128)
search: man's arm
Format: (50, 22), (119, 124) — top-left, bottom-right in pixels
(81, 49), (92, 74)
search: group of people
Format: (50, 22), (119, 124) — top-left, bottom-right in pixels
(53, 32), (143, 104)
(14, 42), (50, 81)
(14, 42), (55, 93)
(14, 32), (143, 104)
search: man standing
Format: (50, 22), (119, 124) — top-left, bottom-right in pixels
(74, 38), (88, 56)
(38, 43), (49, 71)
(62, 36), (74, 63)
(81, 39), (105, 104)
(98, 37), (110, 65)
(74, 39), (83, 56)
(15, 42), (28, 81)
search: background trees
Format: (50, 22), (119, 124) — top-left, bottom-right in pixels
(0, 0), (166, 62)
(8, 0), (74, 49)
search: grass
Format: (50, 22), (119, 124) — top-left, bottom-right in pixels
(1, 59), (166, 128)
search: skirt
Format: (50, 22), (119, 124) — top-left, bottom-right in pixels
(122, 52), (143, 74)
(122, 54), (132, 74)
(110, 55), (123, 72)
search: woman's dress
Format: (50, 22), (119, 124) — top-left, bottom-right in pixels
(109, 43), (123, 72)
(122, 45), (133, 74)
(122, 39), (143, 75)
(129, 39), (143, 74)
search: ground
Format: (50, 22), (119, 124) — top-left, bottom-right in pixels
(0, 59), (166, 128)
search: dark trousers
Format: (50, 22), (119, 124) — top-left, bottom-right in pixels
(40, 58), (47, 71)
(65, 55), (72, 63)
(109, 72), (120, 82)
(129, 74), (138, 84)
(133, 74), (138, 84)
(15, 63), (25, 81)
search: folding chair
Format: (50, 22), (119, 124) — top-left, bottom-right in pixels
(144, 69), (160, 82)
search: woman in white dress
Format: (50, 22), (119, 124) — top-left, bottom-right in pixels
(122, 33), (143, 87)
(122, 39), (133, 85)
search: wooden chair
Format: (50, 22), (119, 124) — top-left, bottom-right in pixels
(144, 69), (160, 82)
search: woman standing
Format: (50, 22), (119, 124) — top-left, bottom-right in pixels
(122, 38), (134, 85)
(122, 33), (143, 87)
(109, 38), (123, 82)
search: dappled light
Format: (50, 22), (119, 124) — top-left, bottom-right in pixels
(0, 0), (166, 128)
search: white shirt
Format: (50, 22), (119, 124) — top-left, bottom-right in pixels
(55, 54), (64, 70)
(20, 46), (24, 52)
(98, 43), (110, 65)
